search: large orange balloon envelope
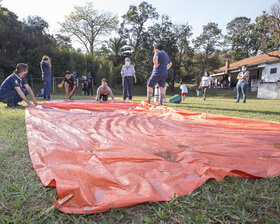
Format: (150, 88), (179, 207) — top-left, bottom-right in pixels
(25, 100), (280, 214)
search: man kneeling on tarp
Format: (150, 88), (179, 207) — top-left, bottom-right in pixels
(59, 71), (77, 100)
(96, 78), (115, 101)
(0, 63), (38, 107)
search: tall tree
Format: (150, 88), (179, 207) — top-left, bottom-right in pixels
(194, 22), (222, 84)
(120, 1), (159, 61)
(59, 2), (118, 58)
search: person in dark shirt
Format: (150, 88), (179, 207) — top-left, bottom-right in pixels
(0, 63), (38, 107)
(40, 55), (52, 100)
(87, 73), (94, 96)
(146, 44), (172, 105)
(59, 71), (77, 100)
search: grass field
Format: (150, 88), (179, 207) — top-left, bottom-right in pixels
(0, 88), (280, 223)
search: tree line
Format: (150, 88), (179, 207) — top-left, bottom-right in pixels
(0, 1), (279, 90)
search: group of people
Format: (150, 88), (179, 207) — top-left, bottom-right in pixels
(0, 43), (249, 107)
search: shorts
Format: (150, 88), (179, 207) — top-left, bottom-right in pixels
(100, 94), (108, 101)
(182, 93), (187, 97)
(147, 74), (168, 88)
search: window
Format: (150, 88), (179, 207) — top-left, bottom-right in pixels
(270, 68), (277, 74)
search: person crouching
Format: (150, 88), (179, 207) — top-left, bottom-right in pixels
(96, 78), (114, 102)
(59, 71), (77, 100)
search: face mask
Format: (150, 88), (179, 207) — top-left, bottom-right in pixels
(103, 85), (108, 89)
(242, 67), (246, 72)
(125, 61), (130, 67)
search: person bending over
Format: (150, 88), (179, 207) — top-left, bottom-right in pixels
(0, 63), (37, 107)
(96, 78), (114, 101)
(59, 71), (77, 100)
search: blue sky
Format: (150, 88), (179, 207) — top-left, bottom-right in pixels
(1, 0), (276, 43)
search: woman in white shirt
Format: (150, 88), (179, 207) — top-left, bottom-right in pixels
(199, 72), (212, 100)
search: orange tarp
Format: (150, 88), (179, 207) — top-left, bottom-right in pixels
(25, 100), (280, 214)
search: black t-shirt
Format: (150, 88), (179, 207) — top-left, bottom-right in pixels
(64, 74), (77, 86)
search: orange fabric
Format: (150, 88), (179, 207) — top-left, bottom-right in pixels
(25, 100), (280, 214)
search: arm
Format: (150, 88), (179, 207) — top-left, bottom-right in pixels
(108, 87), (115, 100)
(24, 84), (38, 105)
(69, 85), (76, 98)
(167, 62), (172, 70)
(121, 67), (124, 78)
(133, 73), (137, 83)
(15, 87), (33, 107)
(153, 55), (159, 68)
(96, 87), (101, 101)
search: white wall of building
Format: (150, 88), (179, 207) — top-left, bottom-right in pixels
(257, 82), (280, 99)
(261, 62), (280, 82)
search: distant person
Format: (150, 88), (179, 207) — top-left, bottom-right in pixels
(199, 72), (212, 100)
(87, 73), (94, 96)
(0, 63), (37, 107)
(180, 81), (188, 101)
(146, 44), (172, 105)
(96, 78), (115, 101)
(81, 76), (88, 96)
(121, 57), (137, 101)
(235, 65), (250, 103)
(58, 71), (77, 100)
(40, 55), (52, 100)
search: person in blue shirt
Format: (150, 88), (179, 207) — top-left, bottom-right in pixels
(121, 57), (137, 101)
(0, 63), (38, 107)
(59, 71), (77, 100)
(146, 44), (172, 105)
(40, 55), (52, 100)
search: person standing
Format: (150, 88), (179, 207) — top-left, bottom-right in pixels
(236, 65), (250, 103)
(40, 55), (52, 100)
(180, 81), (188, 101)
(146, 44), (172, 105)
(0, 63), (37, 107)
(87, 73), (94, 96)
(121, 57), (137, 101)
(199, 72), (212, 100)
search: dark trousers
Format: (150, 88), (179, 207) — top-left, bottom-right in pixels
(43, 76), (51, 100)
(123, 76), (133, 100)
(87, 85), (93, 96)
(0, 88), (28, 103)
(100, 94), (108, 101)
(202, 86), (208, 99)
(236, 83), (248, 103)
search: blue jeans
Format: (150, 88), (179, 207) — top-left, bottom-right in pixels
(0, 88), (28, 103)
(123, 76), (134, 100)
(236, 83), (248, 103)
(43, 76), (51, 100)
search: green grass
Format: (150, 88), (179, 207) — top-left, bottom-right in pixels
(0, 88), (280, 223)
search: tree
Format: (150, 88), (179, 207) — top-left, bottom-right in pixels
(194, 22), (222, 83)
(120, 1), (159, 61)
(59, 2), (118, 58)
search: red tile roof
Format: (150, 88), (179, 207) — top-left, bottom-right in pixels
(217, 50), (280, 72)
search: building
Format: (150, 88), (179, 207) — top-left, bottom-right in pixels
(212, 50), (280, 99)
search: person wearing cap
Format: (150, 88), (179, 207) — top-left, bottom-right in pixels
(121, 57), (136, 101)
(0, 63), (37, 107)
(96, 78), (115, 101)
(146, 44), (172, 105)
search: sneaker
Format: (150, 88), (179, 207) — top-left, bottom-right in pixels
(235, 101), (239, 103)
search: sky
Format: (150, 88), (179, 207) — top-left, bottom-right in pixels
(1, 0), (276, 48)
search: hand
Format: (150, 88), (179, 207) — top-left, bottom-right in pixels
(27, 102), (34, 107)
(33, 99), (38, 105)
(134, 78), (137, 84)
(58, 84), (63, 88)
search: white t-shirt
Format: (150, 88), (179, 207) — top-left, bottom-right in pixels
(201, 76), (212, 87)
(180, 84), (188, 93)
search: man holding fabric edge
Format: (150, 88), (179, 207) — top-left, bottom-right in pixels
(121, 57), (136, 101)
(146, 44), (172, 105)
(0, 63), (37, 107)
